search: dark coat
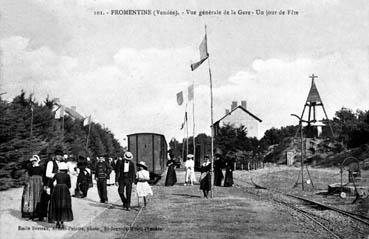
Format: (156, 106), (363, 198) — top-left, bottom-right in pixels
(95, 161), (112, 180)
(165, 159), (177, 186)
(115, 160), (136, 183)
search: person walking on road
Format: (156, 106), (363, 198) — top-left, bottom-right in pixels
(136, 161), (153, 208)
(95, 156), (112, 203)
(115, 152), (136, 211)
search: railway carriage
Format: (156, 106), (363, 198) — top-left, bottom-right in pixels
(127, 133), (167, 184)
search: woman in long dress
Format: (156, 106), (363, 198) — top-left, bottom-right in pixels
(224, 158), (234, 187)
(199, 156), (211, 198)
(165, 157), (177, 186)
(21, 155), (45, 220)
(214, 155), (224, 186)
(136, 161), (153, 207)
(49, 162), (73, 228)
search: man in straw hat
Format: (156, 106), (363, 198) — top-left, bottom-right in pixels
(115, 151), (136, 210)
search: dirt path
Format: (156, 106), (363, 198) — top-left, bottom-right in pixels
(68, 170), (329, 239)
(0, 179), (122, 239)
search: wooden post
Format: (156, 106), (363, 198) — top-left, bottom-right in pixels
(205, 25), (215, 198)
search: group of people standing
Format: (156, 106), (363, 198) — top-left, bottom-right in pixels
(94, 151), (153, 210)
(21, 148), (74, 228)
(21, 149), (154, 228)
(214, 154), (234, 187)
(164, 153), (234, 198)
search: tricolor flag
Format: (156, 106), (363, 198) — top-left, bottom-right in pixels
(83, 115), (91, 126)
(177, 91), (183, 106)
(188, 84), (194, 101)
(180, 111), (188, 130)
(191, 34), (209, 71)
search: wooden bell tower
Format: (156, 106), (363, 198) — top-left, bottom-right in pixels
(300, 74), (334, 138)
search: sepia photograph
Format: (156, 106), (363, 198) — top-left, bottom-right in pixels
(0, 0), (368, 238)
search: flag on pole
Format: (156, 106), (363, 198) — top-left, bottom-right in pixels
(191, 34), (209, 71)
(180, 111), (188, 130)
(177, 91), (183, 105)
(188, 84), (194, 101)
(83, 115), (91, 126)
(54, 105), (65, 119)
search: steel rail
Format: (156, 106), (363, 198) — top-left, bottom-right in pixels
(243, 177), (369, 226)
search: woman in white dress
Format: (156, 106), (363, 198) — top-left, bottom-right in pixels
(136, 161), (153, 207)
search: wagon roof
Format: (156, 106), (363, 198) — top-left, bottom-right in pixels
(127, 132), (167, 143)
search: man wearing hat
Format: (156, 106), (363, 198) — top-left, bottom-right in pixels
(115, 152), (136, 210)
(184, 154), (195, 186)
(44, 147), (63, 222)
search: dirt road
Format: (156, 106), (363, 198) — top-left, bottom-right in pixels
(1, 169), (350, 239)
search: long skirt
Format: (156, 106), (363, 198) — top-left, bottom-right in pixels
(214, 170), (224, 186)
(224, 170), (234, 187)
(21, 175), (43, 218)
(136, 182), (153, 197)
(200, 173), (211, 191)
(49, 184), (73, 222)
(165, 166), (177, 186)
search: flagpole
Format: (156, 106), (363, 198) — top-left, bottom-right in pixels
(62, 111), (64, 139)
(186, 104), (189, 159)
(192, 80), (196, 163)
(86, 116), (92, 148)
(205, 25), (215, 198)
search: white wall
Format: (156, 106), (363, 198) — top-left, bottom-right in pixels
(220, 108), (260, 138)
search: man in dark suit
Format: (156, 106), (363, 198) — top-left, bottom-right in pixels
(115, 152), (136, 210)
(95, 156), (112, 203)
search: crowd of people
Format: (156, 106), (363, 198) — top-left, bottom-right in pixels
(20, 148), (234, 228)
(20, 148), (153, 228)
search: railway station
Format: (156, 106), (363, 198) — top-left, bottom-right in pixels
(1, 0), (368, 239)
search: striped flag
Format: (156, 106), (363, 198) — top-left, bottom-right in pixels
(191, 34), (209, 71)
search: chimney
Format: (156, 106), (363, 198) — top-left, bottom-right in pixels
(225, 109), (230, 114)
(231, 101), (237, 110)
(71, 106), (76, 112)
(241, 100), (247, 109)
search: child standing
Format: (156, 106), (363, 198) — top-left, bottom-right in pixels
(136, 161), (153, 207)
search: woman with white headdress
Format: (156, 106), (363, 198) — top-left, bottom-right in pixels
(21, 155), (45, 220)
(49, 161), (73, 228)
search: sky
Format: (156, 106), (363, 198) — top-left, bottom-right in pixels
(1, 0), (368, 146)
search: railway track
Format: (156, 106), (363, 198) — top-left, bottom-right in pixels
(234, 177), (369, 239)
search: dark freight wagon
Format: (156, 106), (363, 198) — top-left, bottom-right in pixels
(127, 133), (168, 183)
